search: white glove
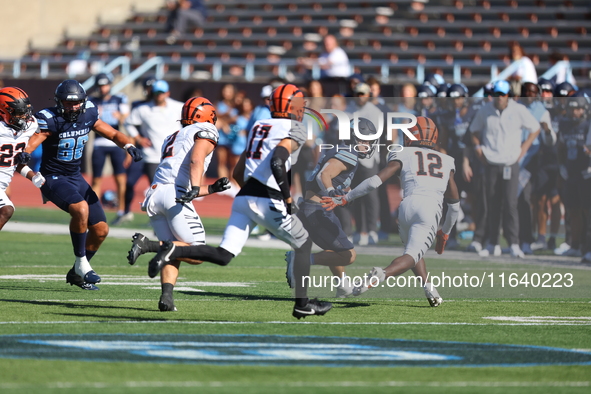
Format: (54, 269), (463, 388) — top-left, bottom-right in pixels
(32, 172), (45, 188)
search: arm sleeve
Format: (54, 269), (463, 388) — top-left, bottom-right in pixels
(441, 201), (460, 234)
(270, 145), (291, 200)
(345, 175), (383, 202)
(539, 110), (557, 146)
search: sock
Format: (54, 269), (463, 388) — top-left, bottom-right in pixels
(310, 254), (315, 265)
(537, 234), (546, 243)
(172, 245), (233, 266)
(70, 231), (87, 258)
(74, 255), (93, 277)
(161, 282), (174, 296)
(117, 210), (124, 216)
(146, 240), (161, 253)
(86, 250), (96, 261)
(295, 297), (309, 307)
(549, 233), (557, 239)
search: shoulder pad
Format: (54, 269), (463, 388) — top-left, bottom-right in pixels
(85, 101), (95, 109)
(334, 150), (358, 167)
(35, 109), (55, 130)
(288, 121), (307, 146)
(196, 126), (219, 145)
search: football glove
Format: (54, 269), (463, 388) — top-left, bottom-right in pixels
(32, 172), (45, 188)
(14, 152), (31, 165)
(176, 186), (200, 203)
(435, 230), (449, 254)
(208, 177), (231, 194)
(320, 195), (348, 211)
(125, 145), (143, 162)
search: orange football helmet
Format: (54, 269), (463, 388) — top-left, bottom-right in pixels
(404, 116), (439, 149)
(0, 87), (33, 134)
(181, 97), (217, 126)
(270, 84), (305, 121)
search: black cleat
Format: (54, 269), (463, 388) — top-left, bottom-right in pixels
(148, 241), (175, 278)
(66, 267), (99, 290)
(158, 293), (177, 312)
(83, 270), (101, 284)
(292, 298), (332, 320)
(128, 233), (148, 265)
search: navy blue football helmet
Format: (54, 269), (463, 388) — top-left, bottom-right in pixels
(350, 117), (378, 159)
(54, 79), (87, 122)
(447, 83), (469, 98)
(554, 82), (577, 98)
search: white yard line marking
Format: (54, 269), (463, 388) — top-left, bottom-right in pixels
(0, 381), (588, 389)
(0, 320), (590, 326)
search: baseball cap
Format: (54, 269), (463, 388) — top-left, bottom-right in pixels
(354, 83), (371, 95)
(260, 85), (273, 99)
(492, 80), (511, 95)
(152, 80), (169, 94)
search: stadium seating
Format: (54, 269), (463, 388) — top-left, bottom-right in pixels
(2, 0), (589, 86)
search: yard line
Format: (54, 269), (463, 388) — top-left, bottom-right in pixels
(1, 320), (590, 326)
(0, 381), (589, 390)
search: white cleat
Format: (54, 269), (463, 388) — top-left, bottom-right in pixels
(424, 283), (443, 307)
(352, 267), (385, 296)
(510, 244), (525, 258)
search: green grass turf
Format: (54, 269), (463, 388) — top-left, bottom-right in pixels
(0, 232), (589, 393)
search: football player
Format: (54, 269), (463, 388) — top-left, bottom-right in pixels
(322, 116), (460, 307)
(286, 117), (378, 298)
(0, 87), (45, 230)
(147, 84), (333, 319)
(125, 97), (230, 311)
(20, 80), (143, 290)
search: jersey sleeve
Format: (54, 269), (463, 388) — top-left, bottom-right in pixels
(34, 109), (56, 133)
(287, 121), (307, 148)
(386, 147), (404, 164)
(84, 101), (99, 127)
(334, 150), (358, 168)
(195, 123), (219, 146)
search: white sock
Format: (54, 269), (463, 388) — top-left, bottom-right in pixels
(74, 256), (93, 277)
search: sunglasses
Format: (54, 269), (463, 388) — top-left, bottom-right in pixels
(493, 92), (508, 97)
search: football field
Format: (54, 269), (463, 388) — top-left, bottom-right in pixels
(0, 213), (590, 393)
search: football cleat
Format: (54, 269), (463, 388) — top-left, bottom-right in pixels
(424, 283), (443, 307)
(148, 241), (175, 278)
(127, 233), (148, 265)
(352, 267), (385, 296)
(83, 270), (101, 284)
(335, 283), (354, 298)
(292, 298), (333, 319)
(285, 250), (295, 288)
(158, 293), (177, 312)
(66, 267), (99, 290)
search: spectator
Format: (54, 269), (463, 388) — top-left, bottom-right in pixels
(507, 42), (538, 96)
(124, 80), (184, 184)
(245, 85), (272, 133)
(518, 82), (557, 255)
(298, 35), (351, 80)
(548, 51), (576, 86)
(115, 75), (157, 225)
(89, 73), (130, 223)
(166, 0), (207, 45)
(469, 80), (540, 258)
(347, 83), (382, 245)
(416, 84), (438, 117)
(214, 83), (240, 188)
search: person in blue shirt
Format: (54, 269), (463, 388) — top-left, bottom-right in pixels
(89, 73), (130, 223)
(19, 80), (142, 290)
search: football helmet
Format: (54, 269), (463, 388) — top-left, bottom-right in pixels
(181, 97), (217, 126)
(447, 83), (469, 98)
(436, 83), (451, 98)
(94, 72), (113, 87)
(54, 79), (87, 122)
(270, 84), (305, 122)
(416, 84), (437, 98)
(423, 73), (445, 89)
(554, 81), (576, 97)
(404, 115), (439, 149)
(0, 87), (33, 134)
(537, 77), (555, 93)
(350, 117), (379, 159)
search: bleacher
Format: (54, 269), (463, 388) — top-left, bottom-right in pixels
(2, 0), (590, 86)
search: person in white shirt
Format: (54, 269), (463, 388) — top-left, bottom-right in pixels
(126, 97), (230, 311)
(470, 80), (540, 258)
(298, 35), (351, 79)
(124, 80), (184, 182)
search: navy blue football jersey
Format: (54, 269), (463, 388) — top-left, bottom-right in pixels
(89, 94), (127, 129)
(306, 146), (359, 196)
(35, 101), (99, 176)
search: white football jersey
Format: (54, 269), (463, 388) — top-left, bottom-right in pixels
(244, 118), (307, 191)
(0, 119), (38, 189)
(387, 147), (455, 204)
(152, 122), (219, 191)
